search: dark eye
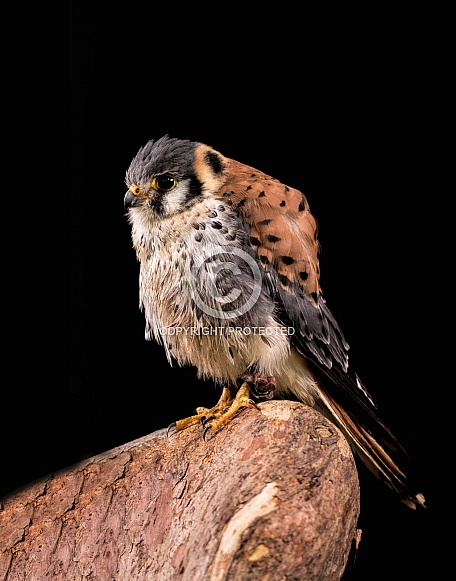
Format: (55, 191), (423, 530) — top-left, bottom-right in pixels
(151, 174), (177, 192)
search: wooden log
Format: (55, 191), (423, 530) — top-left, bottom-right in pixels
(0, 400), (361, 580)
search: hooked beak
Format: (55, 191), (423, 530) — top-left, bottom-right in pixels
(124, 190), (138, 210)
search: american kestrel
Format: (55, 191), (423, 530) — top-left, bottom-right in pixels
(124, 135), (425, 510)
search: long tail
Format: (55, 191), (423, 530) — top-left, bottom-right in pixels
(316, 387), (426, 509)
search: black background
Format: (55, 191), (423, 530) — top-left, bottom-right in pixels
(2, 3), (443, 579)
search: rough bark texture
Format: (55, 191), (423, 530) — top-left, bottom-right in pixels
(0, 400), (360, 581)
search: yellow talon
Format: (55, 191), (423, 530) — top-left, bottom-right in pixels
(171, 383), (259, 437)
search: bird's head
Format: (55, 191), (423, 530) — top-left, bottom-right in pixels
(124, 135), (228, 220)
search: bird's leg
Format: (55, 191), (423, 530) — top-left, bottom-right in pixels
(201, 382), (259, 438)
(168, 387), (237, 435)
(194, 386), (234, 417)
(167, 373), (277, 438)
(201, 373), (277, 437)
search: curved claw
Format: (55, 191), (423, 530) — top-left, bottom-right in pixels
(201, 414), (215, 426)
(167, 422), (177, 438)
(249, 399), (261, 410)
(203, 423), (212, 441)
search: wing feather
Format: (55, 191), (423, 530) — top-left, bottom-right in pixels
(217, 158), (412, 464)
(217, 157), (349, 372)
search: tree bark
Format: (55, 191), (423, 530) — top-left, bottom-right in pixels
(0, 400), (360, 580)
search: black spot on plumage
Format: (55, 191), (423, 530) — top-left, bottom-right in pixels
(285, 186), (290, 193)
(238, 198), (246, 207)
(225, 234), (236, 241)
(280, 255), (294, 265)
(208, 210), (217, 218)
(211, 221), (223, 229)
(226, 199), (233, 206)
(195, 232), (203, 242)
(222, 191), (230, 197)
(278, 274), (291, 287)
(311, 291), (319, 303)
(249, 236), (261, 247)
(259, 254), (270, 265)
(298, 198), (306, 212)
(299, 271), (309, 281)
(267, 234), (281, 243)
(218, 205), (226, 212)
(158, 200), (168, 216)
(258, 219), (272, 226)
(258, 191), (266, 198)
(183, 176), (204, 207)
(204, 150), (225, 174)
(280, 200), (286, 207)
(193, 223), (200, 230)
(246, 185), (252, 190)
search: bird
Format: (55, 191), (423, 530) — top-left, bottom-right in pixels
(124, 135), (425, 510)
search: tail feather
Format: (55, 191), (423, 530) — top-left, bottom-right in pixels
(317, 390), (426, 509)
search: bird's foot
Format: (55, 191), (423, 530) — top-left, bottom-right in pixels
(167, 383), (262, 439)
(200, 382), (260, 438)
